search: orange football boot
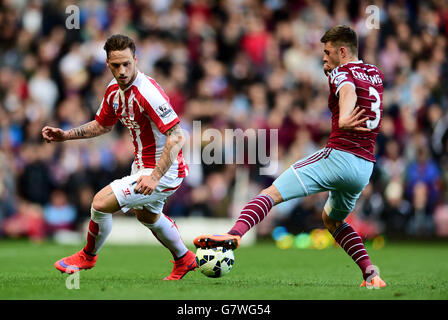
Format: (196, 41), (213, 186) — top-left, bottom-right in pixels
(193, 233), (241, 250)
(360, 275), (387, 288)
(54, 249), (97, 274)
(163, 250), (197, 280)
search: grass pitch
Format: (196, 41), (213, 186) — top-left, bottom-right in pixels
(0, 239), (447, 300)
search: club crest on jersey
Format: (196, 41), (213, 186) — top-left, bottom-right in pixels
(157, 103), (173, 118)
(112, 94), (120, 112)
(122, 188), (131, 197)
(333, 73), (348, 87)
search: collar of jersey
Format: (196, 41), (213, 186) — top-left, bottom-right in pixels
(340, 60), (364, 68)
(119, 70), (141, 92)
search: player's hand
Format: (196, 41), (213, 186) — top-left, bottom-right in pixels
(42, 126), (68, 143)
(134, 174), (159, 196)
(339, 106), (371, 132)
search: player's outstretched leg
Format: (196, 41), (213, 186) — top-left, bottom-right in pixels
(54, 186), (116, 274)
(194, 185), (282, 250)
(322, 209), (386, 288)
(137, 210), (197, 280)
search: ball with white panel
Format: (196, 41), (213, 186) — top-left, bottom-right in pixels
(195, 247), (234, 278)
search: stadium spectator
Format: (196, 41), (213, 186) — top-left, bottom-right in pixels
(405, 145), (441, 213)
(43, 189), (77, 236)
(0, 152), (16, 235)
(381, 178), (412, 235)
(1, 200), (46, 242)
(407, 181), (434, 236)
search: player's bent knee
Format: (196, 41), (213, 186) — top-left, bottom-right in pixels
(92, 195), (106, 212)
(92, 191), (119, 213)
(322, 211), (335, 232)
(135, 209), (159, 225)
(322, 211), (333, 229)
(322, 210), (343, 234)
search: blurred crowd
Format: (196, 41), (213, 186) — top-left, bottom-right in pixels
(1, 0), (448, 242)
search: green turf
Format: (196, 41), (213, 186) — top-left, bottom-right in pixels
(0, 239), (447, 300)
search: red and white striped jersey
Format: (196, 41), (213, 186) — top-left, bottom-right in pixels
(326, 60), (383, 163)
(95, 71), (188, 177)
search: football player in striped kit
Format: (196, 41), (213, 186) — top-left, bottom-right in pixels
(43, 34), (196, 280)
(194, 25), (386, 288)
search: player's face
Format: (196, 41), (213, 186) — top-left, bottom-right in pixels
(322, 42), (340, 76)
(106, 48), (137, 89)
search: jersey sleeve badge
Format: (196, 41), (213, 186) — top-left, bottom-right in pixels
(156, 102), (174, 118)
(333, 73), (348, 87)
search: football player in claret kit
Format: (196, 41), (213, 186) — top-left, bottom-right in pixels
(42, 34), (197, 280)
(194, 25), (386, 288)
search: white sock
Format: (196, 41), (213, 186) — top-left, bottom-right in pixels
(84, 207), (113, 255)
(141, 214), (188, 259)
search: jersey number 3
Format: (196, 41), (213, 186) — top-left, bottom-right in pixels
(366, 86), (381, 130)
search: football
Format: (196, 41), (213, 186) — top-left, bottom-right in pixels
(195, 247), (235, 278)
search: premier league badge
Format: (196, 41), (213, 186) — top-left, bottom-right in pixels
(157, 103), (173, 118)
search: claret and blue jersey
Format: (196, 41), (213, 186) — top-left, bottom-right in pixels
(327, 60), (384, 163)
(273, 60), (384, 219)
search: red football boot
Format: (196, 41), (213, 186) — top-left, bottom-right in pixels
(193, 233), (241, 250)
(163, 250), (197, 280)
(54, 249), (97, 274)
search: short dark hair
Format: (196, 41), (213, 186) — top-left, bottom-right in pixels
(103, 34), (136, 58)
(320, 25), (358, 56)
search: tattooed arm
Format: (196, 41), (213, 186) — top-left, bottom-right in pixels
(152, 123), (184, 180)
(134, 123), (184, 195)
(42, 120), (112, 143)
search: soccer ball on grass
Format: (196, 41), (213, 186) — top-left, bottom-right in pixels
(195, 247), (234, 278)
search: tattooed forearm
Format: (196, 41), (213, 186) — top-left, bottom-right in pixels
(66, 120), (112, 140)
(153, 167), (165, 181)
(70, 126), (86, 138)
(151, 124), (184, 180)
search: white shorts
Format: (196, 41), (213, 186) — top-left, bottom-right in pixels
(110, 163), (183, 214)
